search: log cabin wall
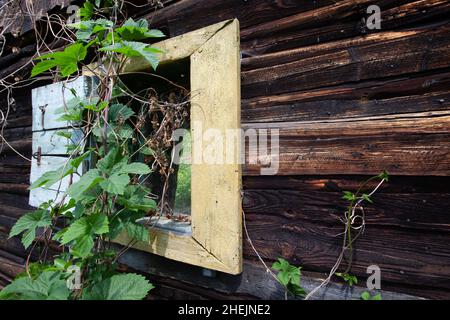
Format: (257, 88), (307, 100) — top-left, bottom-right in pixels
(1, 0), (450, 299)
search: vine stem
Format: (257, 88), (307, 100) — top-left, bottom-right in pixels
(304, 177), (387, 300)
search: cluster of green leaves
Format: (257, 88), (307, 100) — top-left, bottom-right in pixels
(272, 258), (306, 298)
(336, 273), (358, 287)
(31, 1), (164, 78)
(342, 170), (389, 204)
(1, 1), (163, 300)
(0, 266), (152, 300)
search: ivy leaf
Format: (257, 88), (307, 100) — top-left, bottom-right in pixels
(124, 222), (149, 243)
(0, 271), (70, 300)
(100, 41), (162, 70)
(116, 18), (165, 41)
(100, 173), (130, 195)
(31, 43), (87, 77)
(9, 210), (51, 249)
(67, 169), (104, 201)
(82, 273), (154, 300)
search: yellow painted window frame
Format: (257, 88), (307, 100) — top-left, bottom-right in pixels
(85, 19), (242, 274)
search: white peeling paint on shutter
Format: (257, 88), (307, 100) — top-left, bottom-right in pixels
(29, 76), (98, 207)
(31, 76), (98, 131)
(32, 129), (84, 155)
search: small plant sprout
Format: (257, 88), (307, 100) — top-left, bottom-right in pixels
(335, 273), (358, 287)
(272, 258), (306, 299)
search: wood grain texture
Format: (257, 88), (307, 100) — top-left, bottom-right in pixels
(190, 19), (242, 274)
(1, 0), (450, 300)
(112, 19), (242, 275)
(243, 113), (450, 176)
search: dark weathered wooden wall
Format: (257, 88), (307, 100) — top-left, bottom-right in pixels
(1, 0), (450, 299)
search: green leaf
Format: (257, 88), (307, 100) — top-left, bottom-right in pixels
(336, 273), (358, 286)
(82, 273), (153, 300)
(108, 103), (134, 122)
(100, 173), (130, 195)
(32, 43), (87, 77)
(70, 151), (91, 169)
(29, 165), (74, 189)
(342, 191), (356, 202)
(84, 100), (108, 112)
(361, 193), (373, 204)
(71, 235), (94, 258)
(100, 41), (162, 70)
(360, 291), (370, 300)
(139, 146), (154, 156)
(55, 130), (72, 139)
(9, 210), (51, 249)
(67, 169), (104, 201)
(372, 293), (382, 300)
(61, 213), (108, 258)
(272, 258), (305, 297)
(61, 213), (109, 245)
(79, 1), (94, 21)
(116, 18), (165, 41)
(125, 222), (149, 242)
(116, 185), (157, 212)
(89, 213), (109, 235)
(97, 147), (122, 174)
(116, 162), (152, 175)
(0, 271), (70, 300)
(378, 170), (389, 182)
(61, 217), (90, 245)
(69, 19), (113, 41)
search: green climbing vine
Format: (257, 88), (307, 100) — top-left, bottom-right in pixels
(0, 0), (191, 300)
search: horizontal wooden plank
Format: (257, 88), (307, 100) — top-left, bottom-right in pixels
(118, 246), (422, 300)
(149, 0), (336, 36)
(0, 166), (29, 184)
(243, 213), (450, 290)
(243, 89), (450, 123)
(242, 24), (450, 98)
(240, 1), (450, 56)
(243, 113), (450, 176)
(243, 175), (450, 193)
(244, 189), (450, 232)
(242, 71), (450, 121)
